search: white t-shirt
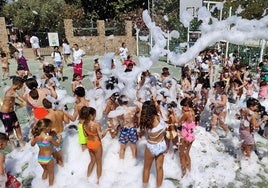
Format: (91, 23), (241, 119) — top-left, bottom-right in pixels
(62, 43), (71, 54)
(51, 51), (62, 62)
(72, 49), (85, 64)
(30, 36), (40, 49)
(119, 47), (128, 60)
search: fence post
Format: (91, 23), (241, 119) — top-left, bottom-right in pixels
(136, 30), (139, 56)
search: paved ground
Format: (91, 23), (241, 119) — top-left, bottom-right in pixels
(1, 47), (182, 94)
(0, 48), (182, 125)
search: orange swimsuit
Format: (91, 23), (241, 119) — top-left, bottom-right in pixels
(86, 131), (101, 151)
(33, 107), (49, 120)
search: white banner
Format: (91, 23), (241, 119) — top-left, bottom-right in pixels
(47, 32), (59, 46)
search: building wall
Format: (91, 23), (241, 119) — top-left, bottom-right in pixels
(0, 18), (136, 56)
(0, 17), (9, 52)
(64, 20), (136, 56)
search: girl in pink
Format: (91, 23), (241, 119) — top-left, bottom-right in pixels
(258, 81), (268, 100)
(178, 97), (198, 178)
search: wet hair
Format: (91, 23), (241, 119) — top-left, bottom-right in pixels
(88, 107), (96, 120)
(79, 106), (90, 120)
(72, 73), (80, 81)
(43, 65), (50, 74)
(180, 97), (200, 123)
(31, 118), (52, 137)
(29, 88), (39, 100)
(161, 67), (170, 76)
(25, 77), (38, 90)
(162, 67), (169, 72)
(246, 97), (259, 108)
(0, 52), (6, 58)
(180, 97), (193, 108)
(17, 65), (25, 71)
(118, 95), (128, 105)
(0, 132), (9, 142)
(140, 100), (158, 130)
(112, 92), (120, 98)
(12, 76), (24, 86)
(47, 64), (55, 73)
(213, 81), (226, 89)
(95, 68), (102, 75)
(74, 86), (85, 97)
(62, 38), (69, 45)
(43, 98), (52, 109)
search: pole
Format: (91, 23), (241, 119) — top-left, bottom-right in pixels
(259, 39), (266, 63)
(225, 7), (232, 60)
(136, 30), (139, 56)
(167, 30), (169, 64)
(187, 27), (190, 50)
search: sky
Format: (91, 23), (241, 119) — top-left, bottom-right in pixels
(3, 4), (268, 188)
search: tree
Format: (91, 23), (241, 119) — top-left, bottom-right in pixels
(79, 0), (145, 20)
(0, 0), (7, 15)
(224, 0), (268, 20)
(2, 0), (83, 34)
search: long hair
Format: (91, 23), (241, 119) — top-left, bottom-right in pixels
(31, 118), (52, 137)
(140, 100), (158, 130)
(79, 106), (90, 121)
(180, 97), (200, 123)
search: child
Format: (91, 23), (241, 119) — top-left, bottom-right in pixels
(83, 107), (110, 184)
(72, 73), (83, 93)
(51, 46), (63, 81)
(0, 52), (10, 81)
(258, 81), (268, 100)
(0, 76), (25, 149)
(31, 118), (61, 186)
(0, 132), (9, 187)
(165, 102), (179, 154)
(177, 98), (198, 177)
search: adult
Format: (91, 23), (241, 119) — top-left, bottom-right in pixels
(30, 33), (41, 58)
(72, 43), (85, 77)
(140, 100), (167, 188)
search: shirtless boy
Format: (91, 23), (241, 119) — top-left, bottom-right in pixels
(43, 98), (69, 166)
(64, 86), (90, 151)
(0, 76), (25, 148)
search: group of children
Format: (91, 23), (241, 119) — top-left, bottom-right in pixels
(0, 43), (268, 187)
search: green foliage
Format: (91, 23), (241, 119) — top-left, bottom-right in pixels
(225, 0), (268, 20)
(0, 0), (7, 15)
(2, 0), (83, 33)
